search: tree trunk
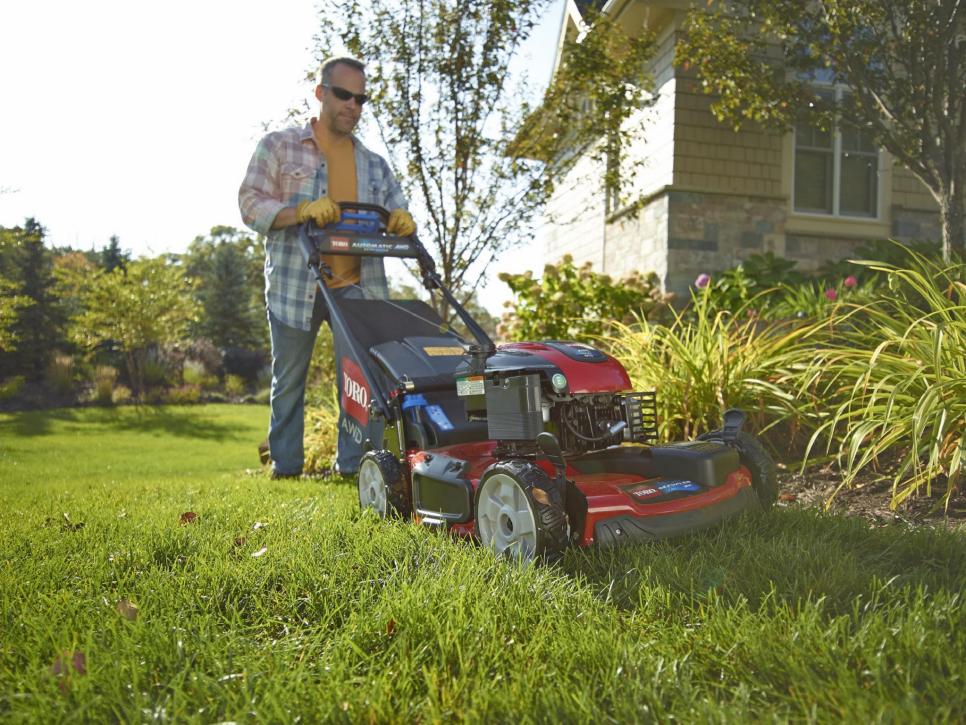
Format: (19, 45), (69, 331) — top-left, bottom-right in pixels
(939, 174), (966, 263)
(126, 350), (144, 398)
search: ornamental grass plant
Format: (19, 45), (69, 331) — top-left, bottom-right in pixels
(799, 251), (966, 509)
(602, 287), (825, 443)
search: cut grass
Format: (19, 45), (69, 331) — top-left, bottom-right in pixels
(1, 405), (964, 722)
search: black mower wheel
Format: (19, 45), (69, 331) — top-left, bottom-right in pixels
(699, 430), (779, 508)
(475, 460), (569, 563)
(357, 450), (411, 519)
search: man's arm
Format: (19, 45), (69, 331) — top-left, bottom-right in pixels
(270, 207), (298, 230)
(238, 135), (289, 236)
(375, 155), (409, 212)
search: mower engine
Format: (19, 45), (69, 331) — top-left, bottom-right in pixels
(552, 391), (657, 454)
(457, 341), (658, 457)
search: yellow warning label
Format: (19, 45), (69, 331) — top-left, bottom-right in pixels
(423, 346), (465, 357)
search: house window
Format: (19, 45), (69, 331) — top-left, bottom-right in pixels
(793, 88), (880, 218)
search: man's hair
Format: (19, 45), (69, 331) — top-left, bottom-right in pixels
(319, 56), (366, 86)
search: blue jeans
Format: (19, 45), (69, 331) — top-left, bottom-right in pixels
(268, 286), (365, 475)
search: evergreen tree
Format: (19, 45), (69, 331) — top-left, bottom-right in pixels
(184, 227), (266, 350)
(100, 235), (130, 272)
(0, 219), (67, 379)
(198, 241), (262, 349)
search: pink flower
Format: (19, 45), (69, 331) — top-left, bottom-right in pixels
(844, 275), (858, 288)
(694, 273), (711, 289)
(825, 288), (838, 301)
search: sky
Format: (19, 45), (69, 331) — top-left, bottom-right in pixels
(0, 0), (564, 314)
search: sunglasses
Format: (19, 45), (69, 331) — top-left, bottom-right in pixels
(323, 84), (369, 106)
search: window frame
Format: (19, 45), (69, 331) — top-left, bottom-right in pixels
(792, 84), (883, 221)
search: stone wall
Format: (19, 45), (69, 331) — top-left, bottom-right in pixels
(891, 205), (942, 244)
(602, 194), (670, 281)
(783, 234), (866, 273)
(663, 190), (788, 294)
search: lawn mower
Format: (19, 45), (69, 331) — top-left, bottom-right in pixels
(301, 204), (778, 562)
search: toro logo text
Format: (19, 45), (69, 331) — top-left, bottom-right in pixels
(341, 357), (369, 425)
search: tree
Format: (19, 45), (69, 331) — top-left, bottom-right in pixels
(0, 219), (67, 378)
(676, 0), (966, 260)
(318, 1), (654, 311)
(100, 235), (130, 272)
(72, 257), (198, 395)
(197, 242), (262, 349)
(0, 246), (28, 354)
(183, 226), (266, 349)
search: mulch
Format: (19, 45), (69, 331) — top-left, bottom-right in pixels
(776, 461), (966, 531)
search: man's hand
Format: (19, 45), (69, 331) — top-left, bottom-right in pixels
(386, 208), (416, 236)
(295, 196), (341, 227)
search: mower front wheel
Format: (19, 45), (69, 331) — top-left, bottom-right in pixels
(475, 460), (569, 563)
(357, 450), (411, 519)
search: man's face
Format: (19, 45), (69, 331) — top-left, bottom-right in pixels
(317, 63), (366, 136)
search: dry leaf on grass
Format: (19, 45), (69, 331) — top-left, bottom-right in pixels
(179, 511), (198, 525)
(61, 513), (85, 532)
(50, 651), (87, 693)
(50, 651), (87, 676)
(116, 599), (139, 621)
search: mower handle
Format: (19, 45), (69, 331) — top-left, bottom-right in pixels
(300, 204), (495, 351)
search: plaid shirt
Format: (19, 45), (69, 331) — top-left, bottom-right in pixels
(238, 122), (408, 330)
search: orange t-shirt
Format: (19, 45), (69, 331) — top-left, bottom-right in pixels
(313, 121), (360, 288)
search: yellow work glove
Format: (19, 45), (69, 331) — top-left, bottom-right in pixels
(295, 196), (340, 227)
(386, 208), (416, 236)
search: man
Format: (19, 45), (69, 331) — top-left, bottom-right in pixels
(239, 56), (415, 479)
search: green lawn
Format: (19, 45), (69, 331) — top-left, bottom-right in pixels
(1, 405), (964, 722)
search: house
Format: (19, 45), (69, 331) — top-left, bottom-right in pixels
(540, 0), (941, 294)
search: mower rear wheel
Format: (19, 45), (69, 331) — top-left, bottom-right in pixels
(475, 460), (569, 563)
(357, 450), (411, 519)
(699, 430), (778, 508)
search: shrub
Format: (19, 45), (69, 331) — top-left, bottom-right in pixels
(256, 364), (273, 391)
(165, 384), (202, 405)
(307, 325), (336, 401)
(705, 252), (807, 316)
(304, 385), (340, 475)
(603, 286), (825, 442)
(499, 255), (672, 343)
(44, 354), (75, 395)
(224, 374), (247, 397)
(801, 250), (966, 509)
(769, 278), (871, 322)
(182, 359), (218, 389)
(143, 387), (166, 405)
(183, 338), (222, 377)
(703, 252), (880, 321)
(142, 347), (175, 387)
(223, 347), (270, 382)
(818, 238), (946, 287)
(93, 366), (118, 405)
(111, 385), (133, 405)
(0, 375), (26, 401)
